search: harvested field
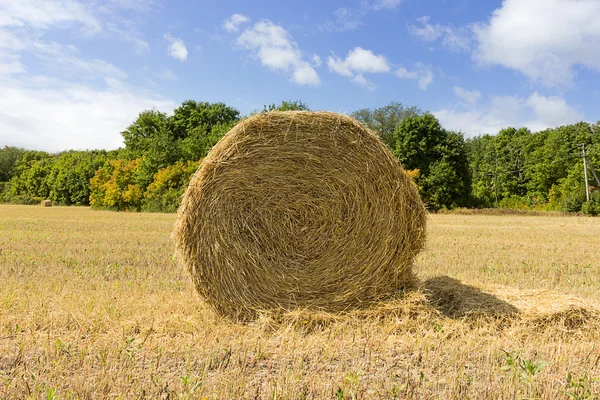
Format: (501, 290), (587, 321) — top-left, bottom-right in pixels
(0, 205), (599, 399)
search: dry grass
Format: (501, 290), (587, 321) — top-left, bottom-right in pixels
(174, 111), (426, 320)
(1, 205), (599, 399)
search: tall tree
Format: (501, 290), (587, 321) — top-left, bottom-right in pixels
(169, 100), (240, 141)
(351, 102), (423, 148)
(48, 151), (108, 205)
(466, 134), (497, 207)
(121, 110), (173, 158)
(390, 113), (471, 210)
(0, 146), (25, 182)
(262, 100), (310, 112)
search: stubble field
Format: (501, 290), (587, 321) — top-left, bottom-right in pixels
(0, 205), (599, 399)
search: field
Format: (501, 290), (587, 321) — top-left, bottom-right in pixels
(1, 205), (599, 399)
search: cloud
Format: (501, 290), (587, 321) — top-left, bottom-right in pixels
(164, 33), (188, 62)
(0, 26), (127, 84)
(408, 16), (471, 52)
(319, 8), (365, 32)
(371, 0), (402, 10)
(525, 92), (583, 128)
(0, 52), (25, 74)
(0, 0), (176, 151)
(0, 0), (154, 54)
(235, 20), (320, 86)
(311, 54), (322, 67)
(352, 74), (375, 91)
(156, 67), (176, 80)
(408, 16), (441, 41)
(106, 22), (149, 55)
(473, 0), (600, 86)
(0, 73), (175, 151)
(434, 91), (583, 136)
(328, 47), (390, 76)
(395, 63), (433, 90)
(453, 86), (481, 105)
(222, 13), (250, 33)
(320, 1), (403, 33)
(35, 40), (128, 80)
(0, 0), (101, 33)
(0, 1), (138, 85)
(328, 47), (390, 89)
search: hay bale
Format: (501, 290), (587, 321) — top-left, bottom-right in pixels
(173, 111), (427, 320)
(41, 199), (52, 207)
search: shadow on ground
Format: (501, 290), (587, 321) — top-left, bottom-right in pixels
(422, 276), (520, 319)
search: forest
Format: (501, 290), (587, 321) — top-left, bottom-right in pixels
(1, 100), (599, 214)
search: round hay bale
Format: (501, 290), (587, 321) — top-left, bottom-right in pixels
(173, 111), (426, 320)
(41, 199), (52, 207)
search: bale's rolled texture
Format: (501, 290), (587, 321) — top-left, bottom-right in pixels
(41, 199), (52, 207)
(173, 111), (426, 320)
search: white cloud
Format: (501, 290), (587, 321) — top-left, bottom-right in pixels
(311, 54), (322, 67)
(222, 13), (250, 33)
(352, 74), (375, 91)
(156, 67), (176, 80)
(409, 16), (440, 41)
(0, 52), (25, 74)
(292, 63), (320, 86)
(395, 63), (433, 90)
(0, 19), (127, 83)
(525, 92), (583, 127)
(328, 47), (390, 89)
(320, 8), (365, 32)
(34, 40), (128, 80)
(165, 33), (188, 62)
(320, 1), (403, 32)
(453, 86), (481, 105)
(0, 0), (176, 151)
(434, 91), (583, 136)
(408, 16), (471, 52)
(328, 47), (389, 76)
(94, 0), (158, 13)
(473, 0), (600, 86)
(0, 0), (101, 33)
(372, 0), (402, 11)
(106, 22), (149, 55)
(0, 74), (175, 151)
(0, 0), (154, 54)
(235, 20), (320, 86)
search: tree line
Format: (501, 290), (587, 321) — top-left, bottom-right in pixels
(1, 100), (599, 214)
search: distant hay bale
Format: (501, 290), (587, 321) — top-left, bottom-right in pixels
(173, 111), (427, 320)
(41, 199), (52, 207)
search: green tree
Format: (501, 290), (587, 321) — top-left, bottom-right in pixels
(168, 100), (240, 141)
(121, 110), (172, 157)
(467, 121), (598, 211)
(7, 151), (54, 202)
(493, 127), (531, 198)
(48, 151), (108, 205)
(390, 113), (471, 210)
(170, 101), (239, 175)
(352, 102), (423, 148)
(466, 134), (497, 207)
(121, 101), (240, 190)
(262, 100), (310, 112)
(0, 146), (25, 182)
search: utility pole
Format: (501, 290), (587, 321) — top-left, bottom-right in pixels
(585, 155), (600, 187)
(582, 144), (590, 202)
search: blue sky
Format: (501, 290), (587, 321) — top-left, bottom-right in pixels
(1, 0), (599, 151)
